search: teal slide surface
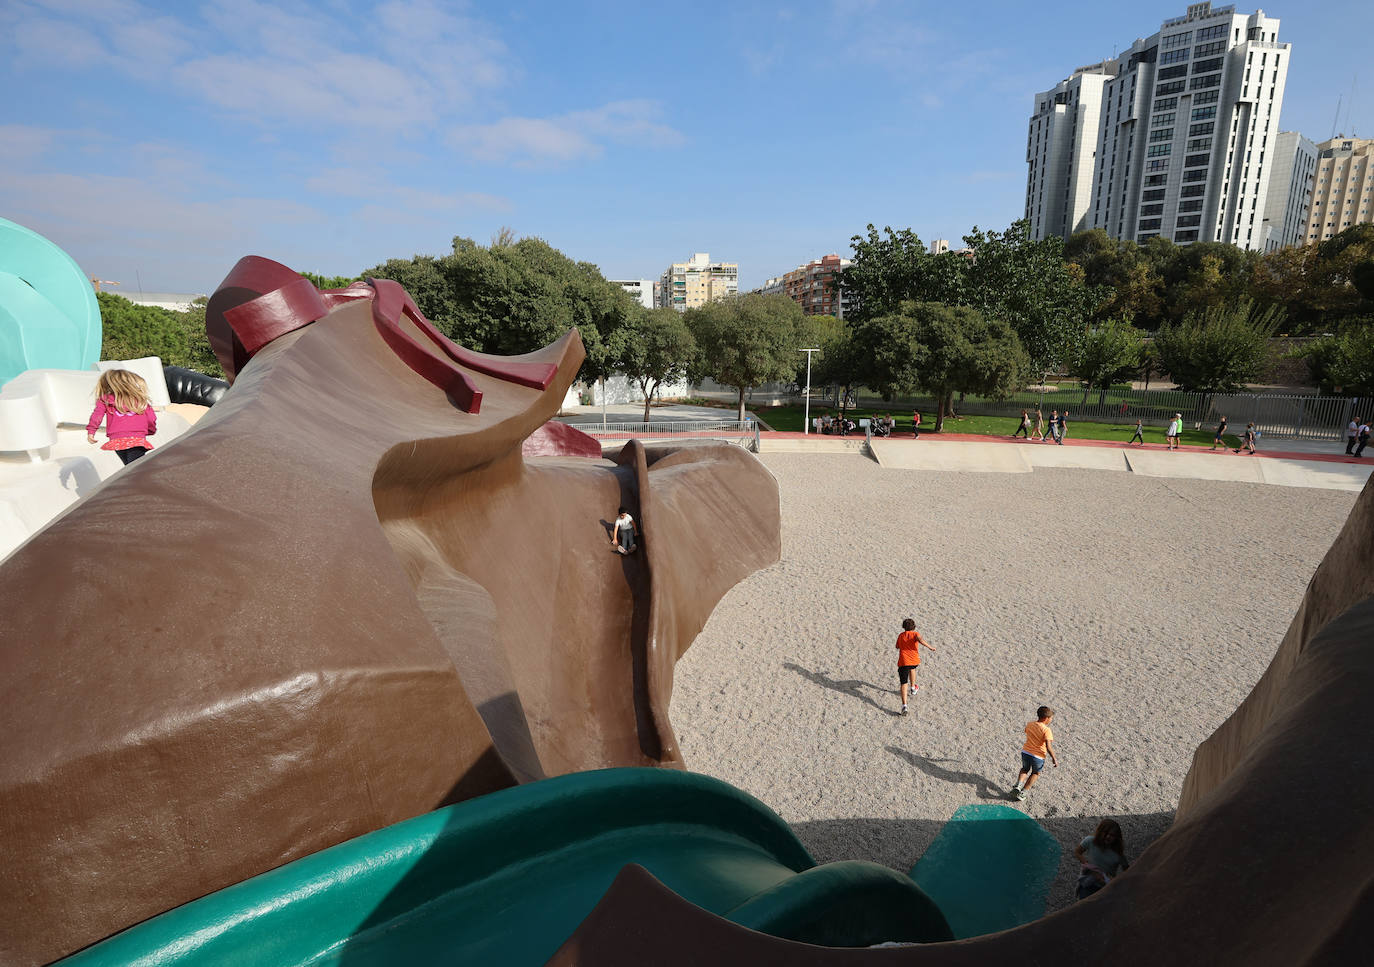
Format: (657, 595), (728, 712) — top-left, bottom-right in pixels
(910, 803), (1061, 939)
(60, 769), (952, 965)
(0, 217), (100, 384)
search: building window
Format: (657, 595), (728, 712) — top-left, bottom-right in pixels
(1185, 153), (1210, 167)
(1192, 106), (1217, 121)
(1141, 204), (1164, 216)
(1143, 189), (1167, 201)
(1139, 218), (1163, 230)
(1183, 168), (1208, 182)
(1177, 215), (1202, 227)
(1145, 174), (1168, 186)
(1189, 122), (1215, 136)
(1154, 96), (1179, 112)
(1181, 183), (1206, 197)
(1190, 74), (1221, 90)
(1196, 24), (1227, 41)
(1159, 64), (1188, 80)
(1179, 200), (1204, 212)
(1187, 138), (1213, 152)
(1194, 41), (1226, 57)
(1156, 81), (1186, 96)
(1193, 57), (1224, 74)
(1161, 49), (1190, 65)
(1147, 159), (1171, 171)
(1148, 144), (1173, 157)
(1194, 89), (1220, 105)
(1152, 112), (1177, 125)
(1150, 128), (1174, 142)
(1162, 31), (1192, 49)
(1175, 229), (1200, 242)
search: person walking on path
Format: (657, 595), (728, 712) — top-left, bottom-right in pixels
(1209, 416), (1229, 451)
(1356, 420), (1371, 458)
(1347, 417), (1360, 455)
(895, 617), (934, 716)
(1127, 418), (1145, 446)
(1048, 410), (1061, 444)
(1032, 408), (1045, 442)
(912, 409), (922, 439)
(1013, 410), (1031, 439)
(86, 369), (157, 465)
(1166, 413), (1182, 450)
(1234, 423), (1258, 454)
(1058, 410), (1070, 445)
(610, 506), (639, 554)
(1011, 706), (1057, 800)
(1074, 819), (1130, 900)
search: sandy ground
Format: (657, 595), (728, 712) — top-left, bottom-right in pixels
(670, 453), (1357, 912)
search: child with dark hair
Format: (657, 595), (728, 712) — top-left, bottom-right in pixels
(1073, 819), (1130, 899)
(611, 506), (639, 554)
(1011, 706), (1057, 800)
(894, 617), (934, 715)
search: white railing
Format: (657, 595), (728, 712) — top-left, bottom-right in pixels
(566, 420), (760, 452)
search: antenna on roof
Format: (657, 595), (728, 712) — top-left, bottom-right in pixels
(1330, 94), (1342, 140)
(1349, 74), (1358, 137)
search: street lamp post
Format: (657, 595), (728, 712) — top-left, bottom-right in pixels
(798, 348), (819, 435)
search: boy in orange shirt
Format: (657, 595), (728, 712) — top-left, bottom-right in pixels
(895, 618), (934, 715)
(1012, 706), (1058, 800)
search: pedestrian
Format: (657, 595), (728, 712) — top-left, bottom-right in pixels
(912, 409), (922, 439)
(894, 617), (934, 715)
(1166, 412), (1182, 450)
(86, 369), (157, 465)
(1234, 423), (1258, 454)
(1210, 416), (1228, 451)
(1127, 418), (1145, 446)
(1033, 408), (1045, 442)
(1356, 420), (1371, 458)
(1073, 819), (1130, 900)
(1048, 409), (1061, 444)
(1011, 705), (1057, 800)
(1346, 417), (1360, 455)
(610, 505), (639, 554)
(1058, 410), (1069, 445)
(1013, 410), (1031, 439)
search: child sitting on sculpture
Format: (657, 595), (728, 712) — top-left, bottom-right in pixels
(86, 369), (157, 465)
(611, 506), (639, 555)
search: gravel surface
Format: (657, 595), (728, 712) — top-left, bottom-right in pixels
(670, 453), (1355, 912)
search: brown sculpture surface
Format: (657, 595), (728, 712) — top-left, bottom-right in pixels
(0, 259), (780, 965)
(552, 475), (1374, 967)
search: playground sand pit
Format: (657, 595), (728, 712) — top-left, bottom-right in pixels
(671, 452), (1357, 912)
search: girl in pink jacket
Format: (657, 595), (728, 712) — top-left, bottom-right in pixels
(87, 370), (157, 465)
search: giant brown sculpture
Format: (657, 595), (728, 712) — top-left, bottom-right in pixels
(0, 258), (781, 965)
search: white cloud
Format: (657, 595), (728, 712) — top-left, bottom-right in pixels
(450, 100), (685, 166)
(0, 124), (56, 163)
(305, 168), (510, 213)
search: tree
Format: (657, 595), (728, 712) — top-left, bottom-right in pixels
(835, 225), (932, 322)
(363, 235), (640, 385)
(98, 293), (223, 378)
(299, 271), (361, 289)
(861, 301), (1028, 432)
(1155, 300), (1282, 411)
(961, 220), (1099, 368)
(1069, 318), (1143, 405)
(1296, 322), (1374, 396)
(686, 293), (813, 420)
(612, 308), (696, 424)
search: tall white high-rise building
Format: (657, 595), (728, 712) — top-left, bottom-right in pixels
(1260, 131), (1317, 251)
(1027, 3), (1290, 251)
(1026, 62), (1113, 240)
(610, 280), (656, 309)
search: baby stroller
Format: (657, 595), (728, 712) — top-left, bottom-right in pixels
(869, 419), (891, 438)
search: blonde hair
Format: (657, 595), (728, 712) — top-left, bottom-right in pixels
(96, 370), (151, 414)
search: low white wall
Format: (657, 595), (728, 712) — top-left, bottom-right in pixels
(564, 375), (691, 410)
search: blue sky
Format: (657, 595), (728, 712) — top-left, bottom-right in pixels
(2, 0), (1371, 295)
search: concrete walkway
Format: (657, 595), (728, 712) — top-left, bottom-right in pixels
(860, 435), (1372, 492)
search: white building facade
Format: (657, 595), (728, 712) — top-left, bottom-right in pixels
(1260, 131), (1317, 251)
(1026, 63), (1112, 240)
(1028, 3), (1290, 251)
(610, 280), (656, 309)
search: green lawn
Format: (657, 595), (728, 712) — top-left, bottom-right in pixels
(753, 405), (1239, 449)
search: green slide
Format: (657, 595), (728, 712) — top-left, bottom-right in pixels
(60, 769), (952, 965)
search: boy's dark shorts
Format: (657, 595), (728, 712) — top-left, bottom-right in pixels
(1020, 751), (1046, 774)
(897, 665), (918, 686)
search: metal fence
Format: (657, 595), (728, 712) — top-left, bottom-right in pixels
(563, 420), (761, 452)
(818, 387), (1374, 441)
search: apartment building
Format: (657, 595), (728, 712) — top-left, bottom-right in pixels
(929, 239), (950, 254)
(1260, 131), (1317, 251)
(1304, 136), (1374, 243)
(759, 254), (852, 319)
(1027, 3), (1290, 251)
(1026, 62), (1112, 239)
(610, 279), (656, 309)
(656, 253), (738, 312)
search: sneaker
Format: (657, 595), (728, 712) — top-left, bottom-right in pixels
(1012, 787), (1025, 801)
(912, 684), (920, 691)
(900, 705), (908, 715)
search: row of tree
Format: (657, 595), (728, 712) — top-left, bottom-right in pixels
(94, 219), (1374, 415)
